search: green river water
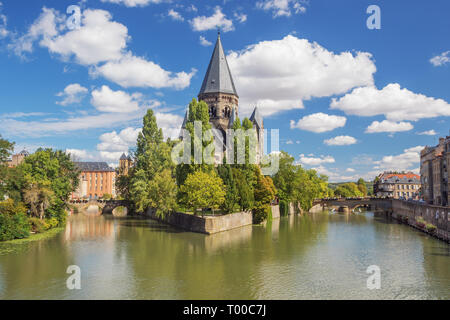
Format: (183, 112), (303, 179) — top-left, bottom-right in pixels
(0, 211), (449, 299)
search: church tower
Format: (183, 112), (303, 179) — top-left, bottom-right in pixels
(198, 32), (239, 134)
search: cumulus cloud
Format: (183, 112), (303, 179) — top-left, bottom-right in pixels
(331, 83), (450, 122)
(430, 51), (450, 66)
(417, 129), (437, 136)
(324, 135), (357, 146)
(11, 7), (194, 90)
(199, 36), (212, 47)
(168, 9), (184, 21)
(66, 148), (95, 161)
(256, 0), (307, 17)
(365, 120), (413, 133)
(90, 85), (143, 113)
(227, 35), (376, 116)
(56, 83), (88, 106)
(97, 127), (141, 152)
(100, 0), (162, 7)
(290, 113), (346, 133)
(346, 168), (355, 172)
(190, 7), (234, 32)
(91, 54), (196, 89)
(234, 12), (247, 23)
(298, 154), (335, 166)
(373, 146), (424, 172)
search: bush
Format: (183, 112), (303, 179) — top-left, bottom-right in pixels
(0, 199), (30, 241)
(280, 200), (289, 216)
(252, 205), (271, 224)
(426, 223), (437, 233)
(29, 217), (47, 233)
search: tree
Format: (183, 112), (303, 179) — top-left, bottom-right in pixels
(0, 199), (30, 241)
(252, 167), (277, 224)
(357, 178), (368, 196)
(0, 135), (14, 199)
(128, 109), (177, 215)
(179, 170), (225, 215)
(23, 184), (54, 220)
(335, 182), (364, 198)
(217, 164), (238, 213)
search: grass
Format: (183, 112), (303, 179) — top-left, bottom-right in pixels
(1, 227), (64, 245)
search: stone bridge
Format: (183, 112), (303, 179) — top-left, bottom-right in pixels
(69, 199), (131, 215)
(312, 197), (393, 213)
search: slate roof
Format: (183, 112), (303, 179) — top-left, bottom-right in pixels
(249, 107), (263, 129)
(74, 162), (115, 172)
(379, 172), (420, 184)
(199, 33), (238, 97)
(120, 153), (128, 160)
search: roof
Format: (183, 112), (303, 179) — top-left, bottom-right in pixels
(74, 162), (115, 172)
(19, 150), (29, 156)
(249, 107), (263, 129)
(228, 105), (237, 129)
(198, 33), (238, 97)
(379, 172), (420, 184)
(120, 153), (128, 160)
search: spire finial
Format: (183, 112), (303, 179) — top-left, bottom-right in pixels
(217, 26), (221, 38)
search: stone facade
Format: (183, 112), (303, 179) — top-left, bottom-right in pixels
(373, 172), (420, 199)
(6, 150), (29, 167)
(72, 162), (116, 200)
(420, 133), (450, 206)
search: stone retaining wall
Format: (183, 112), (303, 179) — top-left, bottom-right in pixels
(391, 200), (449, 242)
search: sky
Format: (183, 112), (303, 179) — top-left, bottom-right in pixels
(0, 0), (449, 182)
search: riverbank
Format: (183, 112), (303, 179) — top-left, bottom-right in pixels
(0, 227), (64, 245)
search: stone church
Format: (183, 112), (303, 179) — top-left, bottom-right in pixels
(180, 33), (264, 164)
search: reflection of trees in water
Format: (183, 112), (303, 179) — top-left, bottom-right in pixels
(65, 215), (117, 240)
(116, 214), (328, 299)
(0, 231), (71, 299)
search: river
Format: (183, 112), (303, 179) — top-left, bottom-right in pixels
(0, 211), (448, 299)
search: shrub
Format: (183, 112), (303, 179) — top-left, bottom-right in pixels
(415, 216), (426, 228)
(252, 206), (271, 224)
(29, 217), (47, 233)
(426, 223), (437, 233)
(280, 200), (289, 216)
(0, 199), (30, 241)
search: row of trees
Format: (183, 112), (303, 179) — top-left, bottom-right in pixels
(120, 98), (329, 223)
(333, 179), (368, 198)
(0, 135), (79, 241)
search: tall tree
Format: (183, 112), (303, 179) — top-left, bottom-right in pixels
(217, 164), (238, 213)
(0, 135), (14, 199)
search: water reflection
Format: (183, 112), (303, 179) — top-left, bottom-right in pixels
(0, 212), (448, 299)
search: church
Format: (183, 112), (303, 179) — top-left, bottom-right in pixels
(180, 32), (264, 164)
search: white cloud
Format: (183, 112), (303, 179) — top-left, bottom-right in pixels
(91, 54), (196, 89)
(11, 8), (195, 90)
(417, 129), (437, 136)
(66, 148), (95, 161)
(324, 135), (357, 146)
(346, 168), (355, 172)
(286, 140), (293, 144)
(365, 120), (413, 133)
(298, 154), (335, 166)
(97, 127), (141, 152)
(190, 7), (234, 32)
(90, 85), (144, 113)
(168, 9), (184, 21)
(374, 146), (424, 172)
(56, 83), (88, 106)
(227, 35), (376, 116)
(331, 83), (450, 122)
(100, 0), (162, 7)
(430, 51), (450, 66)
(0, 2), (8, 39)
(290, 113), (346, 133)
(256, 0), (307, 18)
(234, 12), (247, 23)
(199, 36), (212, 47)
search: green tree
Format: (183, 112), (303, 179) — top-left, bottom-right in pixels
(179, 170), (225, 215)
(252, 167), (277, 224)
(0, 135), (14, 199)
(217, 164), (238, 213)
(0, 199), (30, 241)
(335, 182), (364, 198)
(357, 178), (368, 196)
(128, 109), (177, 216)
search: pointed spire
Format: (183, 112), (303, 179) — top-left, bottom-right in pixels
(199, 33), (238, 97)
(249, 106), (263, 129)
(120, 153), (128, 161)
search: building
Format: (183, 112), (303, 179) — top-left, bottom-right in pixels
(72, 162), (116, 200)
(119, 153), (133, 176)
(420, 133), (450, 206)
(6, 150), (29, 167)
(180, 32), (264, 164)
(373, 172), (421, 199)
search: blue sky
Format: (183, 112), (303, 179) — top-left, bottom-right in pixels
(0, 0), (449, 181)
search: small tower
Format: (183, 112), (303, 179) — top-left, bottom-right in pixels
(119, 153), (132, 176)
(249, 107), (264, 163)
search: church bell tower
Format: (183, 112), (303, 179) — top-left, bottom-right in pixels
(198, 32), (239, 133)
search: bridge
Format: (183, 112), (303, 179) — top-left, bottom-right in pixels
(69, 199), (131, 215)
(312, 197), (393, 213)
